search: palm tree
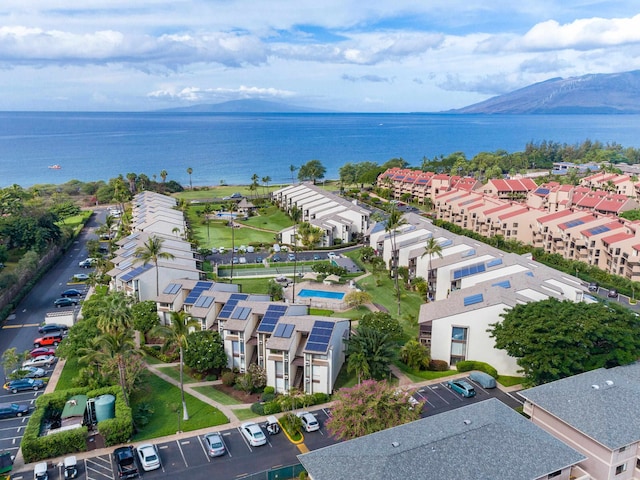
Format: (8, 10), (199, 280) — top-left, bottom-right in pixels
(385, 206), (406, 315)
(347, 326), (396, 380)
(261, 176), (271, 196)
(421, 237), (443, 302)
(290, 205), (301, 302)
(202, 203), (214, 242)
(151, 311), (199, 421)
(187, 167), (193, 190)
(250, 173), (259, 199)
(96, 292), (133, 335)
(289, 164), (297, 185)
(160, 170), (168, 193)
(126, 173), (137, 194)
(347, 350), (370, 384)
(79, 330), (138, 406)
(227, 201), (237, 283)
(134, 235), (175, 296)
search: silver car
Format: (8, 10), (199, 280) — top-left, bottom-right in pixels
(203, 432), (226, 457)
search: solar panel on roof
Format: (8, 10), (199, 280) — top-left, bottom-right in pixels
(163, 283), (182, 295)
(462, 249), (476, 258)
(194, 295), (214, 309)
(184, 281), (214, 304)
(535, 188), (550, 195)
(463, 293), (484, 306)
(486, 258), (503, 268)
(230, 306), (251, 320)
(120, 263), (153, 282)
(452, 262), (486, 280)
(564, 219), (585, 228)
(492, 280), (511, 289)
(230, 293), (249, 301)
(587, 225), (611, 235)
(526, 271), (534, 277)
(305, 320), (335, 353)
(218, 300), (239, 319)
(439, 239), (453, 247)
(306, 342), (329, 353)
(273, 323), (295, 338)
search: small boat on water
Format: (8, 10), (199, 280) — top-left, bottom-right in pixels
(48, 164), (61, 169)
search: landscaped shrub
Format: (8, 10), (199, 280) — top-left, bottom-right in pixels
(221, 371), (236, 386)
(141, 344), (177, 363)
(261, 392), (275, 403)
(428, 359), (449, 371)
(312, 392), (330, 404)
(263, 386), (275, 395)
(456, 360), (499, 378)
(250, 402), (265, 415)
(263, 401), (282, 415)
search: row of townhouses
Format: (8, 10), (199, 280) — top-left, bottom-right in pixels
(300, 362), (640, 480)
(379, 167), (640, 281)
(107, 191), (348, 395)
(271, 183), (371, 246)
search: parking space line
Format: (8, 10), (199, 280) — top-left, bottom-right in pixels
(196, 435), (211, 463)
(177, 439), (190, 468)
(222, 432), (233, 457)
(427, 384), (451, 405)
(296, 444), (309, 453)
(237, 426), (253, 452)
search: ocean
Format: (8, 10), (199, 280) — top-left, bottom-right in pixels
(2, 112), (640, 188)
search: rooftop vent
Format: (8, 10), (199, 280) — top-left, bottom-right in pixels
(391, 441), (400, 448)
(463, 419), (472, 425)
(605, 380), (614, 386)
(591, 384), (600, 389)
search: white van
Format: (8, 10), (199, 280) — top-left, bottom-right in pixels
(273, 244), (281, 253)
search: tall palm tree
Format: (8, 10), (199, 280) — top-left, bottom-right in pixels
(202, 203), (214, 242)
(96, 292), (133, 335)
(227, 201), (237, 283)
(187, 167), (193, 190)
(289, 164), (297, 185)
(134, 235), (175, 296)
(160, 170), (168, 193)
(250, 173), (259, 199)
(290, 205), (301, 302)
(421, 237), (443, 302)
(385, 206), (406, 315)
(79, 330), (138, 406)
(126, 172), (137, 194)
(151, 311), (199, 421)
(261, 176), (271, 197)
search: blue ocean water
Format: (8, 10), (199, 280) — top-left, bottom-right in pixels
(2, 112), (640, 188)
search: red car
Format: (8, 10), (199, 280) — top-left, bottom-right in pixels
(30, 347), (56, 358)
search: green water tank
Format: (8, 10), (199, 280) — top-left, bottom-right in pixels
(94, 394), (116, 423)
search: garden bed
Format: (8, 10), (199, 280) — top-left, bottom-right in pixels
(212, 384), (262, 404)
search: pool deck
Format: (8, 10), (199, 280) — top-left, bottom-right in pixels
(284, 280), (352, 310)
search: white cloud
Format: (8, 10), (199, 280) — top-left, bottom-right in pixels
(147, 85), (297, 103)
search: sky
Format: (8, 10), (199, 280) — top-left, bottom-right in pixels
(1, 1), (640, 112)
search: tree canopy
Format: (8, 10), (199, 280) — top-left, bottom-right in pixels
(298, 159), (326, 184)
(183, 330), (227, 374)
(489, 298), (640, 385)
(325, 380), (423, 441)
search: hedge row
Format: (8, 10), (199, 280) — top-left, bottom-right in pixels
(21, 386), (132, 463)
(250, 391), (330, 416)
(456, 361), (499, 379)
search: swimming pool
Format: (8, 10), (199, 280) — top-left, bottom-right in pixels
(216, 212), (237, 220)
(298, 289), (345, 300)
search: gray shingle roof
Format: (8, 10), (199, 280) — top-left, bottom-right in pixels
(520, 362), (640, 450)
(298, 398), (584, 480)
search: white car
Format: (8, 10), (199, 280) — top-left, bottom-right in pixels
(297, 411), (320, 432)
(240, 422), (266, 447)
(23, 355), (56, 368)
(136, 443), (160, 471)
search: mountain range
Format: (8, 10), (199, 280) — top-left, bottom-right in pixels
(449, 70), (640, 114)
(158, 70), (640, 114)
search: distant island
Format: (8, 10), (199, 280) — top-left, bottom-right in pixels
(157, 99), (332, 114)
(448, 70), (640, 114)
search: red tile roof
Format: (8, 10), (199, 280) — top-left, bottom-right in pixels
(536, 209), (575, 224)
(601, 232), (634, 245)
(498, 207), (530, 220)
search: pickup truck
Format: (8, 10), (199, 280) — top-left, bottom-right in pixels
(113, 446), (139, 479)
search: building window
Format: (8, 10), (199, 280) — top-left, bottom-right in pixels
(635, 458), (640, 470)
(450, 326), (468, 365)
(275, 361), (283, 379)
(616, 463), (627, 475)
(548, 471), (561, 479)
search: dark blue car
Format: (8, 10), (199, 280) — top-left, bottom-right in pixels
(3, 378), (45, 394)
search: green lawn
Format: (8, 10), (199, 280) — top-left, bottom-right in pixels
(54, 357), (80, 391)
(231, 408), (259, 421)
(192, 385), (242, 405)
(157, 366), (199, 384)
(497, 375), (524, 387)
(174, 186), (284, 202)
(191, 218), (277, 250)
(242, 206), (293, 231)
(131, 373), (228, 441)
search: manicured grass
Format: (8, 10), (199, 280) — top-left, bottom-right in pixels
(333, 364), (358, 390)
(192, 386), (242, 405)
(308, 308), (335, 316)
(394, 361), (457, 383)
(331, 305), (372, 321)
(54, 357), (80, 391)
(192, 218), (277, 250)
(131, 373), (228, 441)
(242, 206), (293, 231)
(232, 408), (259, 421)
(175, 186), (284, 201)
(233, 277), (273, 295)
(157, 366), (199, 384)
(497, 375), (524, 387)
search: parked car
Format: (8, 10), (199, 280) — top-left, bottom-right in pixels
(113, 446), (139, 479)
(54, 298), (78, 308)
(608, 289), (619, 298)
(210, 248), (219, 254)
(232, 256), (239, 264)
(287, 253), (296, 262)
(469, 371), (497, 389)
(588, 282), (598, 292)
(34, 462), (48, 480)
(3, 378), (44, 393)
(73, 273), (90, 281)
(203, 431), (226, 457)
(38, 323), (69, 334)
(0, 402), (29, 418)
(297, 412), (320, 432)
(136, 444), (160, 472)
(33, 333), (63, 348)
(78, 258), (96, 268)
(29, 348), (56, 358)
(255, 256), (263, 263)
(239, 257), (247, 264)
(327, 252), (337, 259)
(246, 246), (255, 253)
(63, 455), (78, 479)
(23, 355), (56, 369)
(11, 366), (46, 378)
(61, 289), (83, 298)
(240, 422), (267, 447)
(313, 254), (321, 261)
(230, 192), (242, 199)
(446, 379), (476, 398)
(272, 255), (281, 262)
